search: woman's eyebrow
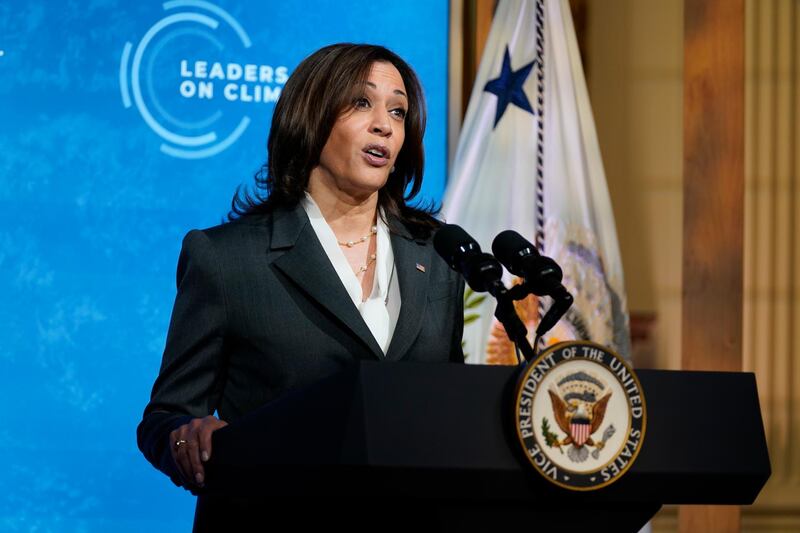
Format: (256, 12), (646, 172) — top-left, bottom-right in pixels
(365, 81), (407, 99)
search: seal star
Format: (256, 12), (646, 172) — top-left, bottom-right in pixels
(484, 46), (537, 128)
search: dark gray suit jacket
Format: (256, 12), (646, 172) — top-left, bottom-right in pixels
(137, 203), (465, 487)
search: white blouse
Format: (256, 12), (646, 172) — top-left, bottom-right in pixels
(301, 193), (401, 354)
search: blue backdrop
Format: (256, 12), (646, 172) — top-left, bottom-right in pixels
(0, 1), (449, 529)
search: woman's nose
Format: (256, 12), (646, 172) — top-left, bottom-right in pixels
(370, 113), (392, 136)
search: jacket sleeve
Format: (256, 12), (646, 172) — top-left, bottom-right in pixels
(137, 229), (228, 486)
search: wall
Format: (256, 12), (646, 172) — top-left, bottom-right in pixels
(585, 0), (800, 529)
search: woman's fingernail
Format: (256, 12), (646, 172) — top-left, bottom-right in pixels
(201, 451), (209, 462)
(195, 472), (204, 484)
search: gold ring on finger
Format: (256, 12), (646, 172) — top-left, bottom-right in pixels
(175, 439), (188, 449)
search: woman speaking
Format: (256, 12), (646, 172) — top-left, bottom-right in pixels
(137, 43), (465, 525)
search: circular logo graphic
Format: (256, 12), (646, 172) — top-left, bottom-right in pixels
(513, 341), (646, 491)
(118, 1), (288, 159)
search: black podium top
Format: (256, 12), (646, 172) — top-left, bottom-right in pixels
(205, 361), (769, 507)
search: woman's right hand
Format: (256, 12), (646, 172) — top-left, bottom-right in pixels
(169, 415), (228, 488)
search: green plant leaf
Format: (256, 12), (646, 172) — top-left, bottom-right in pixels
(465, 292), (487, 309)
(464, 313), (481, 325)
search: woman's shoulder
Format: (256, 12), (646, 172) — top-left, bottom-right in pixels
(388, 205), (443, 243)
(189, 212), (274, 253)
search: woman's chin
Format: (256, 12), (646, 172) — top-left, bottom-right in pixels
(342, 175), (390, 199)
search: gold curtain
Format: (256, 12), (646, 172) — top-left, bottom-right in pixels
(743, 0), (800, 529)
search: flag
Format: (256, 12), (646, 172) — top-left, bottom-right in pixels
(443, 0), (631, 364)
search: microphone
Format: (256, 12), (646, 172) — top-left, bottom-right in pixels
(491, 230), (563, 296)
(491, 230), (573, 336)
(433, 224), (504, 295)
(435, 224), (536, 362)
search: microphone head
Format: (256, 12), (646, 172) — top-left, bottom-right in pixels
(434, 224), (504, 293)
(536, 256), (564, 289)
(433, 224), (481, 270)
(491, 230), (537, 276)
(492, 229), (564, 294)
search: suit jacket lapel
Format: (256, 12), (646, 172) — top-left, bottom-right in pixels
(385, 229), (431, 362)
(269, 205), (384, 360)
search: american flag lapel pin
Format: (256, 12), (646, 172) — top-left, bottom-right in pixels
(415, 263), (426, 273)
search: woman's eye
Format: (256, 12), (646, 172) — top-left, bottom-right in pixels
(354, 97), (370, 109)
(391, 108), (407, 119)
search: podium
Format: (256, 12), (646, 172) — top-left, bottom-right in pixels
(201, 361), (770, 532)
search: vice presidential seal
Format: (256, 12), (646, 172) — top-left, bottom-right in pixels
(513, 341), (646, 490)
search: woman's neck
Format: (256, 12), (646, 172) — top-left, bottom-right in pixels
(306, 182), (379, 242)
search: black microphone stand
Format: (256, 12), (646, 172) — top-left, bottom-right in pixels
(503, 281), (575, 364)
(486, 280), (537, 364)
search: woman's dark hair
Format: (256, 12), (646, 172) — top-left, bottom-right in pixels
(229, 43), (438, 237)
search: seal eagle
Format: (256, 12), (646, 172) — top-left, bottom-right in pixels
(547, 388), (612, 450)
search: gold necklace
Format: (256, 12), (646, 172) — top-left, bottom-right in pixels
(338, 226), (377, 248)
(356, 253), (377, 276)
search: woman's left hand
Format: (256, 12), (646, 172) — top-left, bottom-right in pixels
(170, 415), (229, 488)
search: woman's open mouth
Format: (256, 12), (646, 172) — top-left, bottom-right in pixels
(362, 144), (390, 166)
